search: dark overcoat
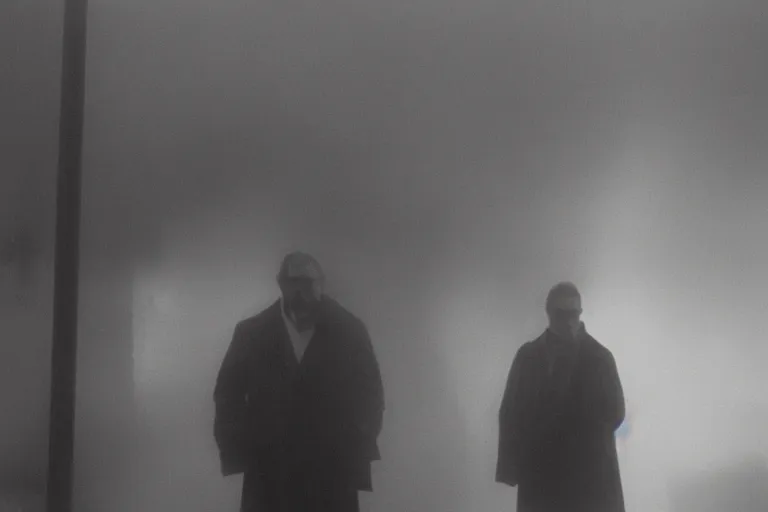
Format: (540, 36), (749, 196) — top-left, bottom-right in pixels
(213, 297), (385, 512)
(496, 327), (626, 512)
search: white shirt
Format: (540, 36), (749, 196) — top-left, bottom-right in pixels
(280, 298), (315, 363)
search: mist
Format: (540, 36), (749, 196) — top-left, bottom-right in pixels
(2, 0), (768, 511)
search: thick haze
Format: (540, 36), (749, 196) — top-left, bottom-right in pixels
(2, 0), (768, 511)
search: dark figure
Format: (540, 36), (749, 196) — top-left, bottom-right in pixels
(214, 252), (385, 512)
(496, 282), (625, 512)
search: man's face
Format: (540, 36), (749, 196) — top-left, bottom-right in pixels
(547, 294), (583, 340)
(280, 276), (323, 326)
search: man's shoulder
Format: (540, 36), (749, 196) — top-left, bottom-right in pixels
(511, 336), (543, 362)
(520, 332), (548, 351)
(323, 297), (367, 330)
(235, 301), (281, 335)
(582, 334), (615, 360)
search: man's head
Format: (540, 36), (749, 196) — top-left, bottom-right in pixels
(277, 251), (325, 329)
(545, 281), (583, 341)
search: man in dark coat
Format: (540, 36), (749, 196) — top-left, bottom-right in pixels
(214, 251), (385, 512)
(496, 282), (625, 512)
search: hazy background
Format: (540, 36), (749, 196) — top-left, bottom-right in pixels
(2, 0), (768, 511)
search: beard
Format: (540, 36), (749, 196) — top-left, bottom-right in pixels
(549, 321), (583, 342)
(285, 296), (320, 329)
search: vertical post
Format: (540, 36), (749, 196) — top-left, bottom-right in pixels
(46, 0), (88, 509)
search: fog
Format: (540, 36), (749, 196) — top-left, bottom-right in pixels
(2, 0), (768, 511)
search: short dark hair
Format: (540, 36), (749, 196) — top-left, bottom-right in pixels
(545, 281), (581, 310)
(277, 251), (325, 283)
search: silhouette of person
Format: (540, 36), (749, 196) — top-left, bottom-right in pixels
(496, 281), (626, 512)
(213, 251), (385, 512)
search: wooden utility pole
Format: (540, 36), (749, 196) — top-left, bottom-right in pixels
(46, 0), (88, 510)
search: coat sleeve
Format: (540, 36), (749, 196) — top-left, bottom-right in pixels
(339, 321), (385, 492)
(213, 322), (250, 476)
(348, 322), (385, 456)
(496, 344), (527, 487)
(596, 349), (625, 431)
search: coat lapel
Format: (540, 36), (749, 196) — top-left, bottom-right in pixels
(258, 301), (299, 375)
(292, 297), (340, 374)
(523, 331), (588, 429)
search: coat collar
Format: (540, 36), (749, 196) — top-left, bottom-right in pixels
(545, 321), (588, 344)
(267, 295), (339, 326)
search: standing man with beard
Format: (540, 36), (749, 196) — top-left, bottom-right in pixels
(496, 282), (626, 512)
(214, 251), (385, 512)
